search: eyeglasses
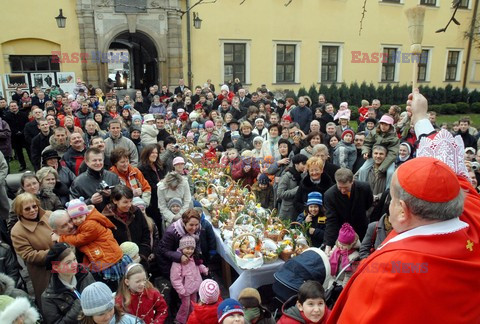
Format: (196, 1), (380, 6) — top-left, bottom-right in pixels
(23, 205), (38, 212)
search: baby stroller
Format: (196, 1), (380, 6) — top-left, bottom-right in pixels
(324, 256), (360, 309)
(272, 247), (332, 304)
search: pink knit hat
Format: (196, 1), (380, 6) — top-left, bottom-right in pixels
(199, 279), (220, 304)
(66, 198), (89, 218)
(173, 157), (185, 166)
(338, 223), (356, 245)
(179, 235), (196, 250)
(205, 120), (214, 128)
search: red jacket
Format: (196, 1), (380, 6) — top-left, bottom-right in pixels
(186, 299), (222, 324)
(115, 288), (168, 324)
(278, 298), (331, 324)
(231, 157), (260, 187)
(328, 176), (480, 323)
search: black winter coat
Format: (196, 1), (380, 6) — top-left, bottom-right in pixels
(138, 163), (165, 230)
(293, 172), (334, 216)
(323, 180), (373, 247)
(41, 265), (95, 324)
(31, 131), (53, 170)
(3, 111), (29, 144)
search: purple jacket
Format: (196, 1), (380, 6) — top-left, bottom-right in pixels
(154, 222), (201, 277)
(0, 119), (12, 158)
(170, 258), (207, 296)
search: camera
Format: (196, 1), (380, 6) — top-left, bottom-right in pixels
(99, 180), (114, 191)
(174, 144), (180, 150)
(472, 162), (480, 172)
(295, 131), (300, 136)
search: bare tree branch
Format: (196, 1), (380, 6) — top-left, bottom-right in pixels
(359, 0), (368, 36)
(239, 0), (247, 4)
(285, 0), (294, 6)
(436, 0), (461, 33)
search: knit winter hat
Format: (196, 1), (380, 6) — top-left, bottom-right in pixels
(199, 279), (220, 304)
(120, 242), (139, 259)
(282, 115), (292, 122)
(123, 104), (131, 110)
(339, 102), (348, 109)
(338, 223), (356, 245)
(132, 197), (146, 208)
(217, 298), (244, 323)
(168, 197), (182, 209)
(209, 136), (219, 143)
(258, 173), (270, 185)
(143, 114), (155, 123)
(132, 114), (142, 123)
(80, 282), (115, 316)
(291, 153), (308, 165)
(379, 115), (394, 126)
(307, 192), (323, 206)
(205, 120), (214, 128)
(66, 198), (89, 219)
(253, 136), (264, 144)
(192, 121), (200, 129)
(238, 288), (261, 308)
(341, 129), (354, 140)
(221, 84), (230, 92)
(45, 242), (71, 270)
(254, 118), (264, 125)
(179, 235), (196, 250)
(173, 157), (185, 166)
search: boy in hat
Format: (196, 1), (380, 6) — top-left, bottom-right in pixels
(187, 279), (222, 324)
(168, 197), (183, 216)
(278, 281), (330, 324)
(120, 241), (140, 263)
(251, 173), (274, 209)
(217, 298), (245, 324)
(238, 288), (275, 324)
(297, 192), (326, 247)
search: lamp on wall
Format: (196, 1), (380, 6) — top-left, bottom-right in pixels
(55, 9), (67, 28)
(193, 12), (202, 29)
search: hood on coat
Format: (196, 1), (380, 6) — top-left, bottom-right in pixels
(0, 297), (40, 324)
(192, 299), (223, 322)
(0, 273), (15, 296)
(282, 295), (304, 323)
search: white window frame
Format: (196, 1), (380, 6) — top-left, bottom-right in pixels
(418, 47), (433, 82)
(379, 0), (405, 5)
(419, 0), (439, 7)
(380, 45), (401, 82)
(272, 41), (301, 84)
(319, 42), (344, 83)
(219, 39), (251, 84)
(444, 49), (463, 82)
(457, 0), (472, 9)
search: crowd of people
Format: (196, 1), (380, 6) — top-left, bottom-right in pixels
(0, 78), (478, 324)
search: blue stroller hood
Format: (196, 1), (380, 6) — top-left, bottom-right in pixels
(273, 248), (331, 302)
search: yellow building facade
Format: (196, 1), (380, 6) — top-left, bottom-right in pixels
(0, 0), (479, 96)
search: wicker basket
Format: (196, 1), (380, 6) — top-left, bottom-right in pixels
(261, 238), (279, 264)
(232, 233), (263, 270)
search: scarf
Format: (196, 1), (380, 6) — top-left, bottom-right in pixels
(173, 218), (201, 241)
(330, 247), (356, 275)
(287, 166), (302, 183)
(244, 307), (261, 323)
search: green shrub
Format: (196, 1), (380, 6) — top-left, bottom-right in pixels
(440, 103), (457, 115)
(456, 102), (469, 114)
(471, 102), (480, 113)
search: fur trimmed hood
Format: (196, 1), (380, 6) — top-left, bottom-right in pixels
(0, 297), (40, 324)
(0, 273), (16, 296)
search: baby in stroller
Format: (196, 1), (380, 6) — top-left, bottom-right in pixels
(329, 223), (360, 287)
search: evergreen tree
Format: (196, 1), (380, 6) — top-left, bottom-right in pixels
(384, 83), (393, 104)
(469, 89), (480, 104)
(338, 83), (351, 104)
(297, 86), (308, 98)
(368, 83), (377, 101)
(445, 84), (453, 103)
(451, 87), (462, 103)
(359, 81), (369, 101)
(308, 84), (319, 103)
(376, 85), (385, 104)
(461, 88), (470, 103)
(319, 84), (329, 102)
(350, 82), (361, 106)
(436, 87), (446, 105)
(430, 86), (438, 104)
(329, 83), (340, 107)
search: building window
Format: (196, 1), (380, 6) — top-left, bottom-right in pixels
(382, 0), (401, 3)
(224, 43), (246, 83)
(445, 51), (460, 81)
(418, 50), (429, 82)
(381, 48), (397, 82)
(276, 44), (296, 83)
(9, 56), (60, 72)
(420, 0), (436, 5)
(321, 46), (338, 82)
(458, 0), (469, 9)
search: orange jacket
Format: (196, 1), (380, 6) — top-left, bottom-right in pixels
(60, 206), (123, 271)
(110, 164), (152, 205)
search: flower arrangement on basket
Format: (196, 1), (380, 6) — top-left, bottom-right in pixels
(232, 233), (264, 270)
(261, 238), (279, 264)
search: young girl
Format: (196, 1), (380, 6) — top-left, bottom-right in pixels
(360, 114), (400, 185)
(332, 130), (357, 170)
(186, 279), (222, 324)
(55, 198), (130, 290)
(296, 191), (326, 248)
(329, 223), (359, 287)
(170, 236), (208, 324)
(115, 263), (168, 324)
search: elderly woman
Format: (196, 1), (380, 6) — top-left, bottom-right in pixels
(157, 171), (192, 228)
(109, 147), (152, 206)
(155, 209), (202, 277)
(138, 144), (165, 232)
(234, 121), (255, 153)
(41, 242), (95, 324)
(102, 185), (151, 262)
(293, 157), (334, 215)
(300, 131), (323, 159)
(37, 166), (70, 206)
(10, 192), (53, 308)
(7, 172), (62, 233)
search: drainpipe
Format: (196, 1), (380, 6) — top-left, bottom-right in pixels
(463, 0), (479, 89)
(186, 0), (193, 88)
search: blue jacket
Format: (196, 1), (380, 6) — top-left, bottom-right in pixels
(290, 106), (313, 134)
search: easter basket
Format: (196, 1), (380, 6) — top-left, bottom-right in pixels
(232, 233), (264, 270)
(261, 238), (279, 264)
